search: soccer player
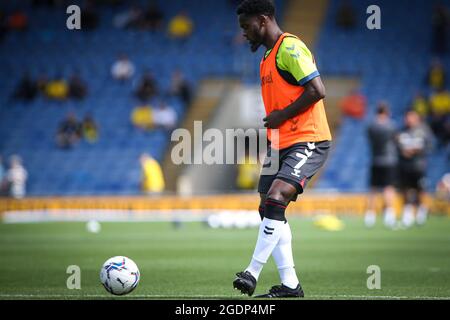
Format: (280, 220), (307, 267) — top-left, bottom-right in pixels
(397, 110), (433, 228)
(365, 102), (398, 228)
(234, 0), (332, 298)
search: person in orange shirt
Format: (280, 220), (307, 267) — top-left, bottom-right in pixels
(233, 0), (332, 298)
(339, 89), (367, 119)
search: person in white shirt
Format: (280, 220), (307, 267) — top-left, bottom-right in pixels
(152, 101), (178, 130)
(111, 54), (135, 81)
(6, 155), (28, 199)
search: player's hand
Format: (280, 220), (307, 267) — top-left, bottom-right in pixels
(263, 110), (288, 129)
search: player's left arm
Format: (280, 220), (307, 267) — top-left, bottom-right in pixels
(264, 39), (325, 129)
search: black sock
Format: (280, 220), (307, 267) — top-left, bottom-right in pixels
(264, 198), (287, 222)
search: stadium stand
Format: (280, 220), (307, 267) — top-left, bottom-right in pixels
(0, 0), (286, 195)
(0, 0), (448, 197)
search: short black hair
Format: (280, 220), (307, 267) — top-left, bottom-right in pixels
(377, 102), (390, 115)
(236, 0), (275, 17)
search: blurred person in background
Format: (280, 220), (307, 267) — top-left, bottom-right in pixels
(397, 110), (434, 228)
(336, 0), (356, 30)
(152, 100), (178, 130)
(111, 54), (135, 82)
(131, 104), (153, 131)
(436, 172), (450, 201)
(12, 72), (38, 102)
(135, 71), (158, 102)
(36, 72), (49, 96)
(140, 153), (165, 194)
(365, 102), (398, 228)
(81, 0), (99, 31)
(236, 154), (260, 191)
(56, 112), (82, 149)
(411, 92), (429, 119)
(6, 155), (28, 199)
(431, 4), (448, 55)
(428, 87), (450, 146)
(426, 59), (446, 91)
(44, 74), (69, 101)
(7, 10), (28, 31)
(113, 4), (143, 29)
(170, 69), (192, 107)
(142, 2), (164, 31)
(168, 11), (194, 40)
(82, 113), (99, 143)
(68, 72), (88, 100)
(339, 88), (367, 120)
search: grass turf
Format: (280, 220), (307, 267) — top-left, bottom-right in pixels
(0, 216), (449, 300)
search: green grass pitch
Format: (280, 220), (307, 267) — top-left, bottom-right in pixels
(1, 216), (449, 300)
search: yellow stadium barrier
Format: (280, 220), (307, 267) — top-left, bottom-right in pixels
(0, 193), (448, 216)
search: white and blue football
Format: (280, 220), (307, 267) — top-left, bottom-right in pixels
(100, 256), (140, 295)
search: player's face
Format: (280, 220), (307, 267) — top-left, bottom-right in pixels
(238, 14), (265, 52)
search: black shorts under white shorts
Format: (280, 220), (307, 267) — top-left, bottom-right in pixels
(258, 140), (331, 201)
(370, 165), (397, 188)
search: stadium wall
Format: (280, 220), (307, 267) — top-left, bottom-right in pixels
(0, 194), (448, 217)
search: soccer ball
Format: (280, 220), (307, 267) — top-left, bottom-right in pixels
(86, 220), (101, 233)
(100, 256), (140, 295)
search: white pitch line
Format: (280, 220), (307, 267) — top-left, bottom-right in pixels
(0, 294), (227, 298)
(310, 294), (450, 300)
(0, 294), (449, 300)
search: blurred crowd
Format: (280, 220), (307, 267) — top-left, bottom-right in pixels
(3, 0), (199, 196)
(56, 112), (98, 149)
(11, 54), (192, 150)
(13, 71), (88, 102)
(0, 0), (195, 39)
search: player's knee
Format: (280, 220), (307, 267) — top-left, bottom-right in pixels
(266, 188), (294, 203)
